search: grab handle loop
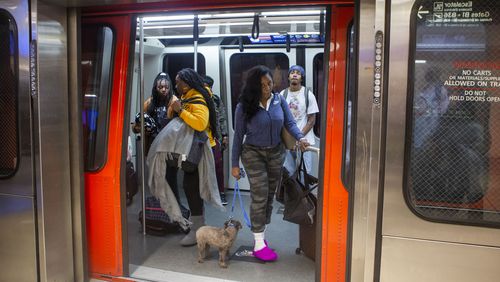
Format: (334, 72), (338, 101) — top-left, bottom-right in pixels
(251, 14), (260, 39)
(319, 11), (325, 39)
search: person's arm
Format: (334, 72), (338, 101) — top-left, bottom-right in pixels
(301, 90), (319, 135)
(166, 95), (179, 119)
(301, 114), (316, 135)
(218, 99), (228, 137)
(177, 102), (209, 131)
(218, 99), (229, 149)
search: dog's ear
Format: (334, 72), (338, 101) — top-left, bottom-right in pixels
(223, 230), (229, 237)
(236, 221), (242, 230)
(224, 220), (229, 229)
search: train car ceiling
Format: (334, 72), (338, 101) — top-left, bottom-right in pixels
(137, 8), (326, 43)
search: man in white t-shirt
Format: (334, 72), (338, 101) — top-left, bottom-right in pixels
(280, 65), (319, 173)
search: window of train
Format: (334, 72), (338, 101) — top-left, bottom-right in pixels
(229, 53), (289, 126)
(0, 10), (18, 179)
(406, 0), (500, 226)
(81, 25), (115, 171)
(162, 53), (206, 85)
(312, 53), (324, 137)
(342, 23), (355, 188)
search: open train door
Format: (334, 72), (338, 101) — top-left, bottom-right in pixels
(380, 0), (500, 281)
(318, 5), (355, 282)
(1, 1), (77, 280)
(81, 14), (134, 278)
(351, 0), (500, 281)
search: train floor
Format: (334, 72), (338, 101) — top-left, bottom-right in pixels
(126, 180), (315, 282)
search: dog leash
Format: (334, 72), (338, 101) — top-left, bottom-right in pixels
(230, 181), (252, 228)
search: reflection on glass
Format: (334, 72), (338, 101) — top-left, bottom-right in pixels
(81, 25), (114, 171)
(313, 53), (324, 136)
(0, 12), (18, 178)
(407, 0), (500, 225)
(229, 53), (289, 127)
(342, 24), (355, 188)
(412, 69), (449, 149)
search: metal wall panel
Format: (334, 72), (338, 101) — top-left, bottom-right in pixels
(0, 0), (38, 281)
(349, 0), (380, 281)
(0, 195), (37, 282)
(36, 1), (74, 281)
(0, 0), (34, 197)
(380, 236), (500, 282)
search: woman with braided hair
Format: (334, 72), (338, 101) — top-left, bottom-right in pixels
(170, 68), (219, 246)
(132, 72), (179, 202)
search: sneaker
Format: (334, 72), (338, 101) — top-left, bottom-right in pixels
(253, 246), (278, 262)
(220, 193), (228, 206)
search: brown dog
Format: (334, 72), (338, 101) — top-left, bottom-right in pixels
(196, 219), (243, 268)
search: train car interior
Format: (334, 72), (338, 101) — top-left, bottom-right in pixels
(119, 6), (336, 281)
(81, 1), (354, 280)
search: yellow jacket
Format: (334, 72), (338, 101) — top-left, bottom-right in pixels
(179, 88), (215, 147)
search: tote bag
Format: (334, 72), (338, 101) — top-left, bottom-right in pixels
(281, 152), (317, 225)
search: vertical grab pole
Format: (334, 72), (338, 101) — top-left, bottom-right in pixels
(193, 15), (199, 72)
(139, 17), (146, 235)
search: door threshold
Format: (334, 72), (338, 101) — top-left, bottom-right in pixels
(130, 264), (239, 282)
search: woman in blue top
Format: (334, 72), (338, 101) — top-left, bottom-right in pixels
(231, 65), (309, 262)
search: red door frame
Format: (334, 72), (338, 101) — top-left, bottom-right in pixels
(82, 15), (132, 278)
(82, 2), (353, 281)
(321, 6), (353, 281)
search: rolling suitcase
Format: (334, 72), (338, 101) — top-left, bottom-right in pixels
(139, 196), (190, 236)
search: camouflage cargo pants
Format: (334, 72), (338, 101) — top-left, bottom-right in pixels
(241, 143), (285, 233)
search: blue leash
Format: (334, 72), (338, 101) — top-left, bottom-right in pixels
(230, 181), (252, 228)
